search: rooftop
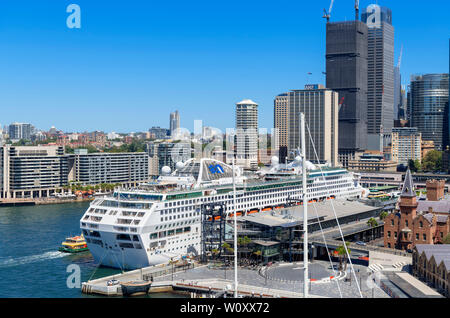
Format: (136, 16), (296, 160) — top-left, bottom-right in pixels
(240, 200), (378, 228)
(415, 245), (450, 269)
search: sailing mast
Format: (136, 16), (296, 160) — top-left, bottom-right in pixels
(300, 112), (309, 298)
(232, 158), (238, 298)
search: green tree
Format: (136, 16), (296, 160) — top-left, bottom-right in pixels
(443, 234), (450, 244)
(422, 150), (443, 172)
(335, 242), (351, 271)
(408, 159), (421, 172)
(379, 211), (388, 220)
(367, 217), (379, 241)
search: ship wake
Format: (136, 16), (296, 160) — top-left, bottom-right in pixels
(0, 251), (68, 268)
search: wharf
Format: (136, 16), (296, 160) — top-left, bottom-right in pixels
(81, 261), (325, 298)
(0, 197), (93, 207)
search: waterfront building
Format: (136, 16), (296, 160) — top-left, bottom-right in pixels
(384, 171), (450, 251)
(391, 127), (422, 165)
(348, 151), (397, 172)
(0, 145), (69, 199)
(72, 151), (149, 186)
(413, 245), (450, 297)
(235, 200), (383, 262)
(235, 99), (258, 169)
(359, 171), (450, 193)
(275, 85), (339, 166)
(326, 20), (368, 167)
(362, 5), (395, 136)
(410, 74), (449, 150)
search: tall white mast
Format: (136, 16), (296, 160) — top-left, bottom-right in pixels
(300, 113), (309, 298)
(232, 158), (238, 298)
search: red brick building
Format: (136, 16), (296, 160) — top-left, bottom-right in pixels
(384, 170), (450, 251)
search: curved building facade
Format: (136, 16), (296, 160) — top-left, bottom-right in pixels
(410, 74), (449, 150)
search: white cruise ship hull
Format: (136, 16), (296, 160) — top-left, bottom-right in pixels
(80, 159), (366, 270)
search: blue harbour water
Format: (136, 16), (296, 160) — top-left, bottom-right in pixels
(0, 202), (182, 298)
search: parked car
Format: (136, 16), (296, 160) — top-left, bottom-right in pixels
(355, 241), (367, 246)
(107, 279), (120, 286)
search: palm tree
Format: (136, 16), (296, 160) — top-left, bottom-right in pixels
(335, 242), (351, 271)
(367, 217), (379, 241)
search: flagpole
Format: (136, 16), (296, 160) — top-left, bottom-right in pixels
(300, 112), (309, 298)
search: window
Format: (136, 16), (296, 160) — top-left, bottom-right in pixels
(423, 234), (427, 241)
(419, 221), (423, 228)
(391, 219), (394, 226)
(387, 231), (391, 238)
(416, 233), (419, 240)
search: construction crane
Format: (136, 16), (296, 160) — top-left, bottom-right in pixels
(323, 0), (335, 23)
(397, 44), (404, 68)
(355, 0), (360, 21)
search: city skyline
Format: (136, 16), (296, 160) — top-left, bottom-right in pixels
(0, 0), (449, 133)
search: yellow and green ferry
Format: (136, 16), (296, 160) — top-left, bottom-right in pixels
(59, 235), (89, 253)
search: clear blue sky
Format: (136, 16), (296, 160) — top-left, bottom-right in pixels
(0, 0), (449, 133)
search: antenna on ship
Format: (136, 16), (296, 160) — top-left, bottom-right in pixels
(232, 158), (238, 298)
(300, 112), (309, 298)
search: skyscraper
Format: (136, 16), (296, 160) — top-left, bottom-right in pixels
(235, 99), (258, 169)
(362, 5), (395, 137)
(326, 19), (368, 167)
(410, 74), (449, 150)
(170, 110), (180, 138)
(275, 85), (339, 166)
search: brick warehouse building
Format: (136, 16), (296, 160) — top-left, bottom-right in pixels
(413, 245), (450, 297)
(384, 170), (450, 250)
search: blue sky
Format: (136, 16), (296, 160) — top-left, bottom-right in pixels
(0, 0), (449, 133)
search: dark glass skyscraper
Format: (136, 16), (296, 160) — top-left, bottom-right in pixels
(326, 20), (368, 167)
(410, 74), (449, 150)
(362, 5), (395, 136)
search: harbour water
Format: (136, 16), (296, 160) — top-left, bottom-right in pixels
(0, 202), (184, 298)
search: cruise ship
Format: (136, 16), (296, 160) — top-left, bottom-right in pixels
(80, 157), (368, 269)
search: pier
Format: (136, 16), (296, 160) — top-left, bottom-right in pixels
(81, 260), (330, 298)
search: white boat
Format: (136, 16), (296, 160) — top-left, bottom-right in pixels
(80, 157), (367, 270)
